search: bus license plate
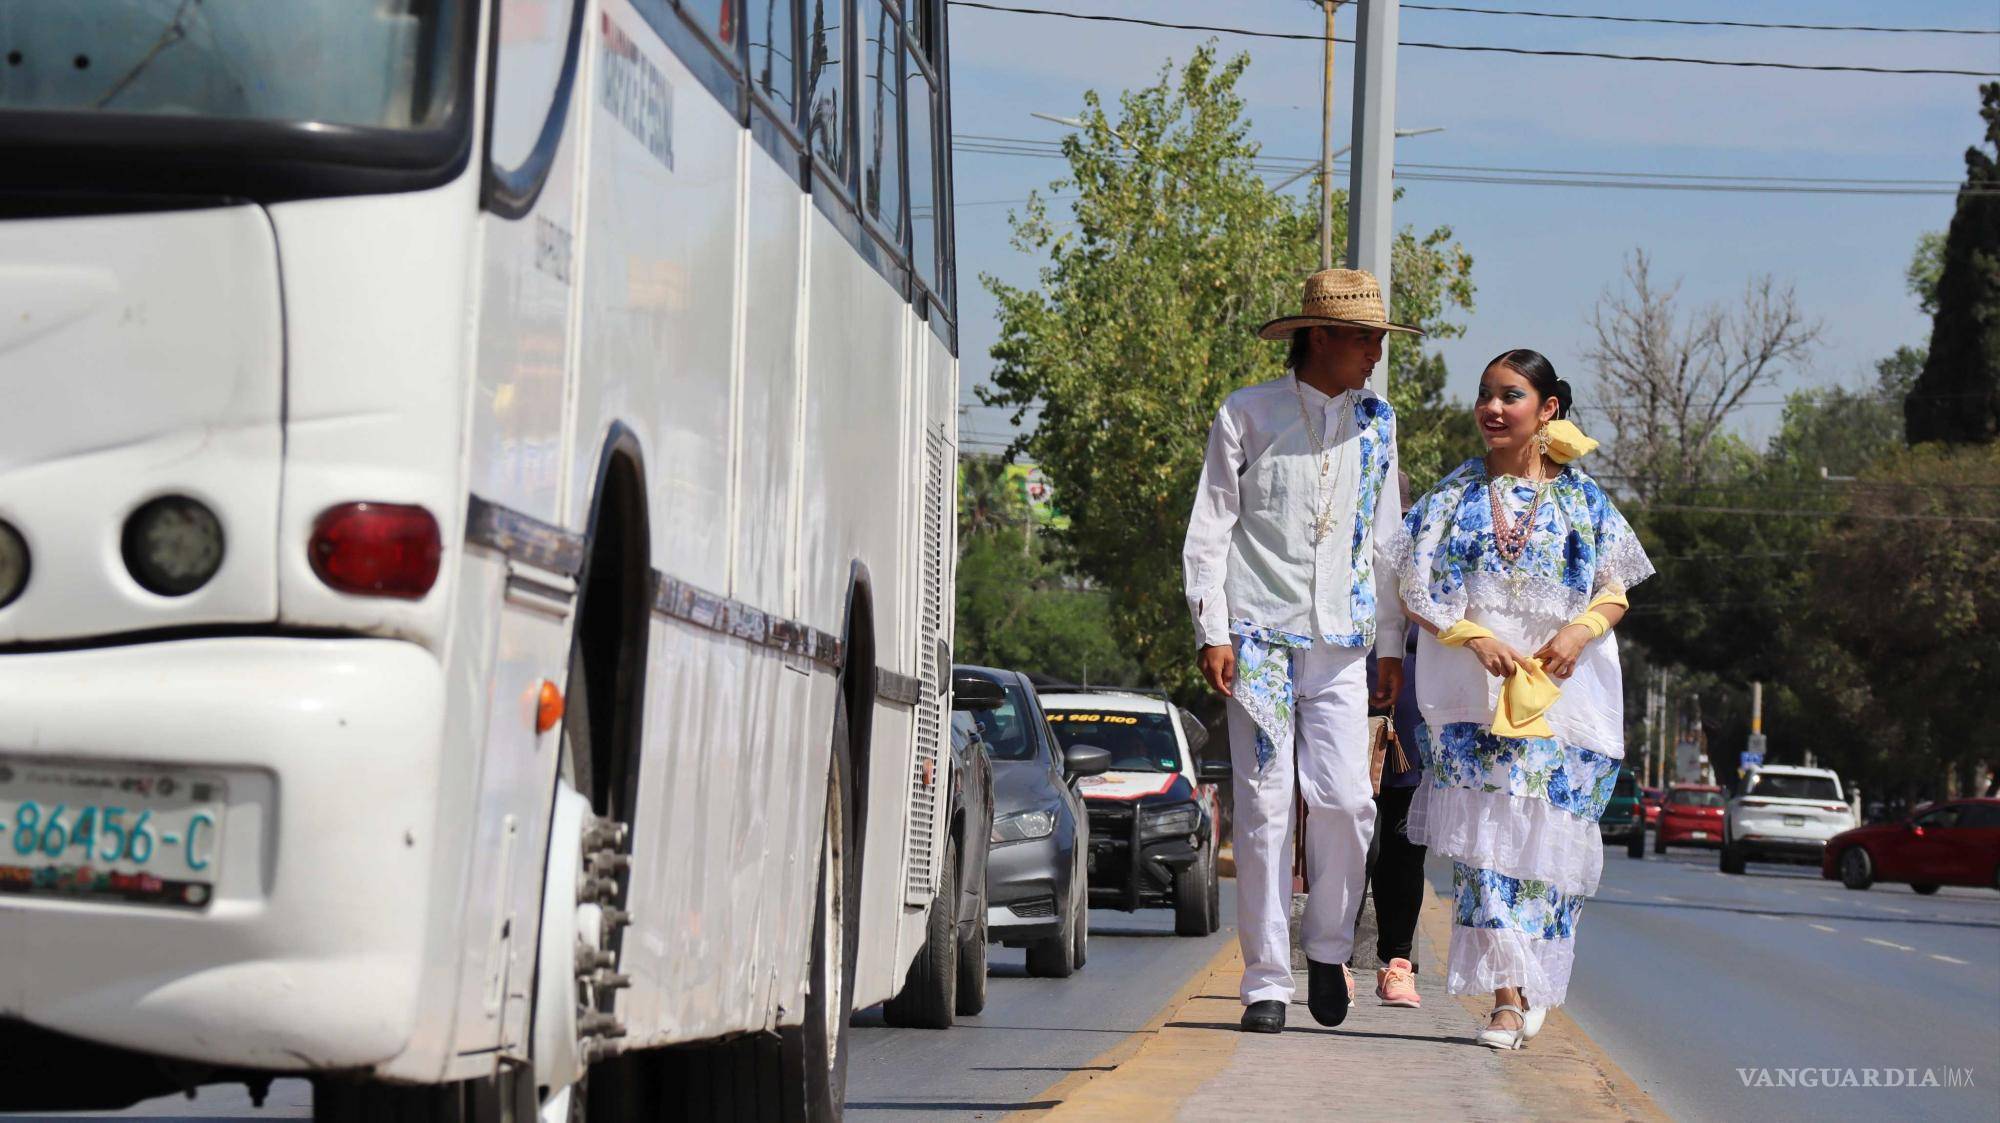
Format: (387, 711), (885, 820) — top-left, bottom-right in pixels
(0, 759), (224, 909)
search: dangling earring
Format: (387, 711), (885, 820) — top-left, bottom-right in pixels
(1535, 420), (1551, 459)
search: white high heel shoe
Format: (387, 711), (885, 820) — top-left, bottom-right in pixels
(1522, 1002), (1547, 1041)
(1476, 1004), (1528, 1050)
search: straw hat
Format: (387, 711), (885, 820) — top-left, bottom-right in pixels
(1256, 268), (1422, 340)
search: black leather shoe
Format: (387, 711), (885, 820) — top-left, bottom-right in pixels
(1240, 999), (1286, 1033)
(1306, 959), (1351, 1027)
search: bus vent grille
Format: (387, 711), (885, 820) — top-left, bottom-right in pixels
(905, 424), (950, 905)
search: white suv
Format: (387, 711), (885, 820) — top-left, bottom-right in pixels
(1721, 765), (1857, 874)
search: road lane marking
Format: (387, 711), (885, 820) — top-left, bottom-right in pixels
(1809, 924), (1838, 933)
(1865, 938), (1915, 952)
(1931, 954), (1969, 965)
(1754, 914), (1784, 921)
(1654, 895), (1684, 903)
(1877, 905), (1913, 914)
(1780, 888), (1798, 895)
(1604, 886), (1631, 895)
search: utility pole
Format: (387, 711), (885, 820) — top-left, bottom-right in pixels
(1318, 0), (1341, 271)
(1346, 0), (1400, 396)
(1657, 667), (1672, 787)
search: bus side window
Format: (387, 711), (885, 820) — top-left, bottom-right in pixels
(489, 0), (579, 174)
(904, 13), (940, 292)
(804, 0), (846, 178)
(748, 0), (800, 120)
(683, 0), (741, 55)
(859, 1), (903, 236)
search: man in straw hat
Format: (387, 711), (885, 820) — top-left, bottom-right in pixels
(1182, 268), (1418, 1033)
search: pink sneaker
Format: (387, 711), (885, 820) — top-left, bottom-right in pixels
(1376, 958), (1421, 1008)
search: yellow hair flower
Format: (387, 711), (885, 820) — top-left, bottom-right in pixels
(1545, 418), (1598, 464)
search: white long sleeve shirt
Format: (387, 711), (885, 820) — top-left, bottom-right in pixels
(1182, 374), (1406, 654)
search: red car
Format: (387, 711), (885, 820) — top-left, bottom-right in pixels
(1641, 786), (1663, 827)
(1823, 798), (2000, 894)
(1655, 784), (1726, 852)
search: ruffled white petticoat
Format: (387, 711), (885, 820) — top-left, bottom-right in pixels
(1406, 719), (1618, 1008)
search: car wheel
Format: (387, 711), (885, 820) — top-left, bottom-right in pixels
(881, 838), (958, 1028)
(956, 899), (988, 1016)
(1071, 885), (1088, 969)
(1911, 883), (1940, 896)
(1839, 846), (1874, 890)
(1720, 839), (1746, 875)
(1205, 843), (1222, 934)
(1025, 882), (1077, 979)
(1175, 849), (1215, 936)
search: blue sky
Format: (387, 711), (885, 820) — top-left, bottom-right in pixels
(948, 0), (1998, 454)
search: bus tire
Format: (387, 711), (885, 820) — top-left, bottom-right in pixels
(778, 703), (859, 1120)
(882, 838), (958, 1029)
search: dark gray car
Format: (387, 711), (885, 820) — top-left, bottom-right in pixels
(955, 665), (1109, 978)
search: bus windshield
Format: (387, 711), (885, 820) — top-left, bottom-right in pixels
(0, 0), (460, 130)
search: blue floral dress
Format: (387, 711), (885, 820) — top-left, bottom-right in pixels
(1394, 458), (1652, 1007)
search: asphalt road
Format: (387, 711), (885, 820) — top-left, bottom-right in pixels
(34, 889), (1235, 1121)
(845, 886), (1239, 1121)
(1488, 837), (2000, 1123)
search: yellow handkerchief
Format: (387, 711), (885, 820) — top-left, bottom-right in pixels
(1492, 658), (1561, 738)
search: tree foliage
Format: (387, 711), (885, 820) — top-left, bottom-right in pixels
(1908, 81), (2000, 446)
(953, 459), (1142, 685)
(979, 46), (1475, 700)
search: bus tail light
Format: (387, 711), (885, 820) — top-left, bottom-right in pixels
(309, 503), (442, 599)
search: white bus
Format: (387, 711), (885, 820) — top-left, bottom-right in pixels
(0, 0), (961, 1118)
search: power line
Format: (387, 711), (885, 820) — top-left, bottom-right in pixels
(1639, 503), (2000, 524)
(952, 135), (1995, 197)
(1390, 3), (2000, 37)
(948, 2), (2000, 77)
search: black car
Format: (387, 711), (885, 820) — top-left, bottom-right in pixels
(956, 665), (1110, 979)
(881, 667), (997, 1027)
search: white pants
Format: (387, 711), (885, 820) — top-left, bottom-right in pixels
(1227, 642), (1376, 1005)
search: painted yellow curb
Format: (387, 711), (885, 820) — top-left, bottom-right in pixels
(1004, 936), (1245, 1120)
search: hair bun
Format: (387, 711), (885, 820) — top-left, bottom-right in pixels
(1551, 378), (1575, 419)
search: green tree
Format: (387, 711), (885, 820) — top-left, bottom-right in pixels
(980, 46), (1474, 700)
(1783, 443), (2000, 797)
(953, 460), (1141, 685)
(1908, 230), (1946, 318)
(1908, 82), (2000, 446)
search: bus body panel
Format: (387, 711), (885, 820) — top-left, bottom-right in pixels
(269, 181), (482, 652)
(0, 206), (283, 644)
(0, 638), (447, 1070)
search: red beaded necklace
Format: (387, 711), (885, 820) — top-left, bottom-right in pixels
(1488, 469), (1550, 563)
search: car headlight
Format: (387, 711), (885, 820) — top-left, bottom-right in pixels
(1142, 803), (1200, 840)
(992, 809), (1057, 844)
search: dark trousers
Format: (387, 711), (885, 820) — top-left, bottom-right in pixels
(1368, 783), (1427, 970)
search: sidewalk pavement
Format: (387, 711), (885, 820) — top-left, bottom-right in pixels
(1013, 855), (1666, 1122)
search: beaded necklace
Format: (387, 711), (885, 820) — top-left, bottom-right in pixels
(1487, 463), (1550, 564)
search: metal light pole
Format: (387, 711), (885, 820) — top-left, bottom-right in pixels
(1318, 1), (1340, 270)
(1346, 0), (1400, 395)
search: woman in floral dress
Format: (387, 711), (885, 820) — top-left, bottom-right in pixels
(1394, 349), (1652, 1049)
